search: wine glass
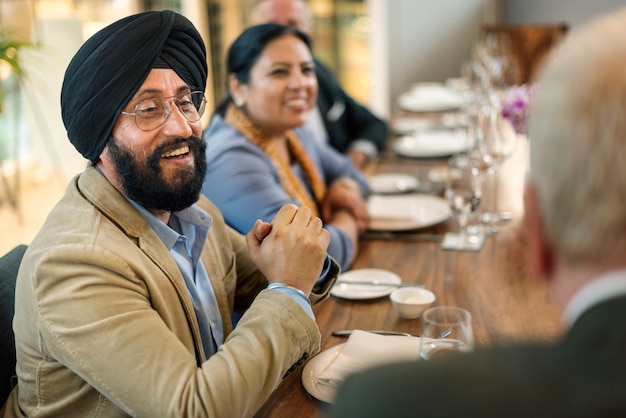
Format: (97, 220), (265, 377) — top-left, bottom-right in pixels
(420, 306), (474, 360)
(472, 30), (521, 94)
(470, 98), (518, 232)
(441, 155), (484, 251)
(460, 98), (517, 234)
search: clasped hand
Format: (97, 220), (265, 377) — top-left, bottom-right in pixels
(322, 179), (370, 233)
(246, 204), (330, 296)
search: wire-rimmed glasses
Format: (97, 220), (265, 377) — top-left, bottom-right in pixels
(120, 91), (207, 131)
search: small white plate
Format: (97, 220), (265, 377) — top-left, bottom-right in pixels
(330, 269), (402, 300)
(393, 130), (470, 158)
(368, 173), (419, 194)
(368, 194), (451, 231)
(301, 343), (345, 404)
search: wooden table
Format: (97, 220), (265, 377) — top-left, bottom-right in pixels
(255, 135), (563, 418)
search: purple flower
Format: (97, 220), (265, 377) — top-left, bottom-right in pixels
(501, 84), (537, 135)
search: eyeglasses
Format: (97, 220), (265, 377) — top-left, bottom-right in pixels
(120, 91), (207, 131)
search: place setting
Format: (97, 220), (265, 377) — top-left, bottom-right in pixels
(366, 191), (451, 233)
(301, 305), (474, 404)
(363, 166), (452, 242)
(392, 80), (475, 161)
(320, 267), (474, 404)
(301, 330), (422, 403)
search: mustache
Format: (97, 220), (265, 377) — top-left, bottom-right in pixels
(147, 135), (206, 166)
(155, 135), (206, 155)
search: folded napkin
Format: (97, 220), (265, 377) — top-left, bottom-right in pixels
(317, 330), (422, 389)
(367, 195), (420, 221)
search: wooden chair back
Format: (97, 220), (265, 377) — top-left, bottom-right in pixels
(481, 23), (569, 84)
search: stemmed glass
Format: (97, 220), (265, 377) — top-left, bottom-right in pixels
(472, 30), (521, 95)
(441, 154), (484, 251)
(470, 30), (520, 206)
(470, 97), (518, 233)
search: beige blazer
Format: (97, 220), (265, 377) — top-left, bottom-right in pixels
(3, 166), (337, 417)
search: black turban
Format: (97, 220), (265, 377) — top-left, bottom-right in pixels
(61, 10), (208, 162)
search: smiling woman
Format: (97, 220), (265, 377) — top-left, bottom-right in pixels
(201, 23), (370, 271)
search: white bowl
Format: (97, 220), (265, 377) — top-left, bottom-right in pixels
(389, 287), (436, 319)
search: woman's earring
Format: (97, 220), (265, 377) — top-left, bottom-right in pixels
(234, 98), (244, 107)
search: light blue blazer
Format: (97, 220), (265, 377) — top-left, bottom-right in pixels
(202, 114), (369, 271)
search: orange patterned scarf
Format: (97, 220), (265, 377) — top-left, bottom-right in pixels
(225, 104), (327, 217)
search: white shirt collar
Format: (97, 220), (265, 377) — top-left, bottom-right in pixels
(562, 269), (626, 328)
(307, 106), (329, 144)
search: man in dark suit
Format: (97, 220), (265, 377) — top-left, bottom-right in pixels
(328, 8), (626, 418)
(251, 0), (389, 169)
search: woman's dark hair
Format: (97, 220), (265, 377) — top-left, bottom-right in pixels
(228, 23), (312, 83)
(215, 23), (312, 115)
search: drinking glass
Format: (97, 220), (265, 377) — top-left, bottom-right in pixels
(474, 103), (517, 233)
(471, 100), (518, 232)
(419, 306), (474, 360)
(472, 30), (520, 95)
(441, 155), (484, 251)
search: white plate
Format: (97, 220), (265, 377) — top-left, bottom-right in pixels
(445, 77), (471, 93)
(391, 117), (436, 134)
(368, 194), (451, 231)
(302, 343), (345, 404)
(397, 85), (464, 112)
(368, 173), (419, 194)
(393, 130), (470, 158)
(330, 269), (402, 300)
(427, 166), (463, 184)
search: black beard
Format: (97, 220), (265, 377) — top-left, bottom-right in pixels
(107, 135), (207, 212)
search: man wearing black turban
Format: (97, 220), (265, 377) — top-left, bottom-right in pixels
(3, 10), (338, 417)
(61, 10), (208, 163)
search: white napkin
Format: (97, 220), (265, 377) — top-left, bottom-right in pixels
(317, 330), (422, 389)
(367, 195), (420, 220)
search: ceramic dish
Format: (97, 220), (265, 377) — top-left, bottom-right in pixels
(397, 85), (464, 112)
(368, 173), (419, 194)
(330, 269), (402, 300)
(393, 130), (470, 158)
(368, 194), (451, 231)
(301, 343), (345, 403)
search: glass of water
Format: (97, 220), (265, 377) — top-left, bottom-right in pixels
(441, 155), (484, 251)
(419, 306), (474, 360)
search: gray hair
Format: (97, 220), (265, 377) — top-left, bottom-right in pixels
(528, 7), (626, 265)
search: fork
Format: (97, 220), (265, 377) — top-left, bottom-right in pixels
(332, 328), (451, 339)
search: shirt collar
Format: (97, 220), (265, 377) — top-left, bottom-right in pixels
(126, 198), (212, 250)
(562, 268), (626, 328)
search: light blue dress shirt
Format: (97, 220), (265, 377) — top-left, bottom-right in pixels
(127, 199), (320, 359)
(129, 200), (221, 359)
